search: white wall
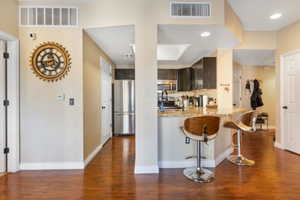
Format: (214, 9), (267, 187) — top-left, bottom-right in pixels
(83, 31), (115, 163)
(16, 0), (242, 173)
(217, 49), (233, 109)
(276, 20), (300, 144)
(237, 31), (277, 50)
(19, 28), (84, 169)
(0, 0), (18, 38)
(238, 65), (276, 126)
(134, 10), (158, 173)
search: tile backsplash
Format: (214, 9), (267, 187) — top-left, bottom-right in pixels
(167, 89), (217, 99)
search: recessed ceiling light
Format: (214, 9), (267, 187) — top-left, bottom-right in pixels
(201, 32), (211, 37)
(270, 13), (282, 20)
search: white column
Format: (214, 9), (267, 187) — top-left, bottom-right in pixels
(217, 49), (233, 110)
(134, 22), (158, 173)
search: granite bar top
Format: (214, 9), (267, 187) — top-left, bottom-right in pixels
(158, 107), (246, 117)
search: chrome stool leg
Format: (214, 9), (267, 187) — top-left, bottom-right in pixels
(183, 141), (214, 183)
(228, 130), (255, 166)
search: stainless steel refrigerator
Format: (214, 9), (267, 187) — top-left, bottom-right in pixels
(113, 80), (135, 136)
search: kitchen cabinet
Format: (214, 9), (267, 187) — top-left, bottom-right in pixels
(192, 57), (216, 90)
(191, 59), (204, 90)
(177, 57), (216, 91)
(177, 68), (192, 91)
(115, 69), (135, 80)
(203, 57), (216, 89)
(158, 69), (177, 80)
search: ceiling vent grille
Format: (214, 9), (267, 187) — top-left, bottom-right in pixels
(19, 6), (78, 27)
(170, 2), (211, 18)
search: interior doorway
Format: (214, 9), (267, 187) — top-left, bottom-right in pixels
(281, 50), (300, 154)
(233, 49), (276, 130)
(0, 40), (7, 173)
(100, 56), (113, 146)
(0, 31), (19, 173)
(84, 25), (135, 168)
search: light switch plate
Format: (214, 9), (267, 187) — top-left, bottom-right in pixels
(69, 98), (75, 106)
(57, 94), (65, 101)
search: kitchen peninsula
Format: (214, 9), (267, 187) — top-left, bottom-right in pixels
(158, 107), (245, 169)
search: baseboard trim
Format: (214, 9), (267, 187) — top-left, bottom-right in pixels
(158, 159), (215, 168)
(84, 144), (103, 167)
(20, 162), (84, 170)
(274, 141), (284, 149)
(215, 147), (234, 166)
(134, 165), (159, 174)
(158, 147), (233, 169)
(102, 136), (111, 147)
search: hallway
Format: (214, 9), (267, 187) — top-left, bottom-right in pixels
(1, 132), (300, 200)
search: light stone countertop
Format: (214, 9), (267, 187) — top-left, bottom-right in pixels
(158, 107), (246, 118)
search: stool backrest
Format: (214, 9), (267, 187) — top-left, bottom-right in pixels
(184, 116), (220, 137)
(240, 111), (256, 127)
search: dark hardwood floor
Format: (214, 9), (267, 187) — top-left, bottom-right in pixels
(1, 131), (300, 200)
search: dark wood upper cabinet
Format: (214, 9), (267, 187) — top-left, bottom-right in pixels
(177, 68), (192, 91)
(203, 57), (217, 89)
(191, 59), (204, 90)
(178, 57), (216, 91)
(191, 57), (216, 90)
(158, 69), (177, 80)
(115, 69), (135, 80)
(115, 60), (215, 89)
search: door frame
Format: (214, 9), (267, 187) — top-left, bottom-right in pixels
(0, 30), (19, 172)
(279, 49), (300, 150)
(100, 56), (112, 146)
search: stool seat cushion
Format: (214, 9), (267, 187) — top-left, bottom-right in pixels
(224, 111), (256, 133)
(223, 121), (253, 132)
(259, 112), (269, 117)
(182, 116), (220, 141)
(181, 127), (217, 141)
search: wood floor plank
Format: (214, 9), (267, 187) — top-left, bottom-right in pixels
(1, 131), (300, 200)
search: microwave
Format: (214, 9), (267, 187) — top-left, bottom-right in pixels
(157, 80), (177, 91)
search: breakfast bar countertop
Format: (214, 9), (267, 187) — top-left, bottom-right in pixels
(157, 107), (246, 169)
(158, 107), (246, 117)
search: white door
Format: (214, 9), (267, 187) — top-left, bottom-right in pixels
(100, 57), (112, 145)
(0, 40), (6, 172)
(282, 52), (300, 154)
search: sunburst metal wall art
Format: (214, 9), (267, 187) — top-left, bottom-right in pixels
(30, 42), (72, 82)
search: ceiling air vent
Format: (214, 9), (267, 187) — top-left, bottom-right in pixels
(170, 2), (211, 18)
(19, 6), (78, 27)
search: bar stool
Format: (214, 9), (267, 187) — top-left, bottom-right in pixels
(224, 111), (256, 166)
(181, 116), (220, 183)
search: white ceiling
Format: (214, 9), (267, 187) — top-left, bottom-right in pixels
(85, 24), (239, 67)
(233, 49), (275, 66)
(131, 44), (191, 61)
(158, 24), (239, 67)
(85, 25), (135, 67)
(157, 44), (190, 61)
(228, 0), (300, 31)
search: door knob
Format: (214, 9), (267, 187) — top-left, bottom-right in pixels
(282, 106), (288, 109)
(101, 106), (106, 109)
